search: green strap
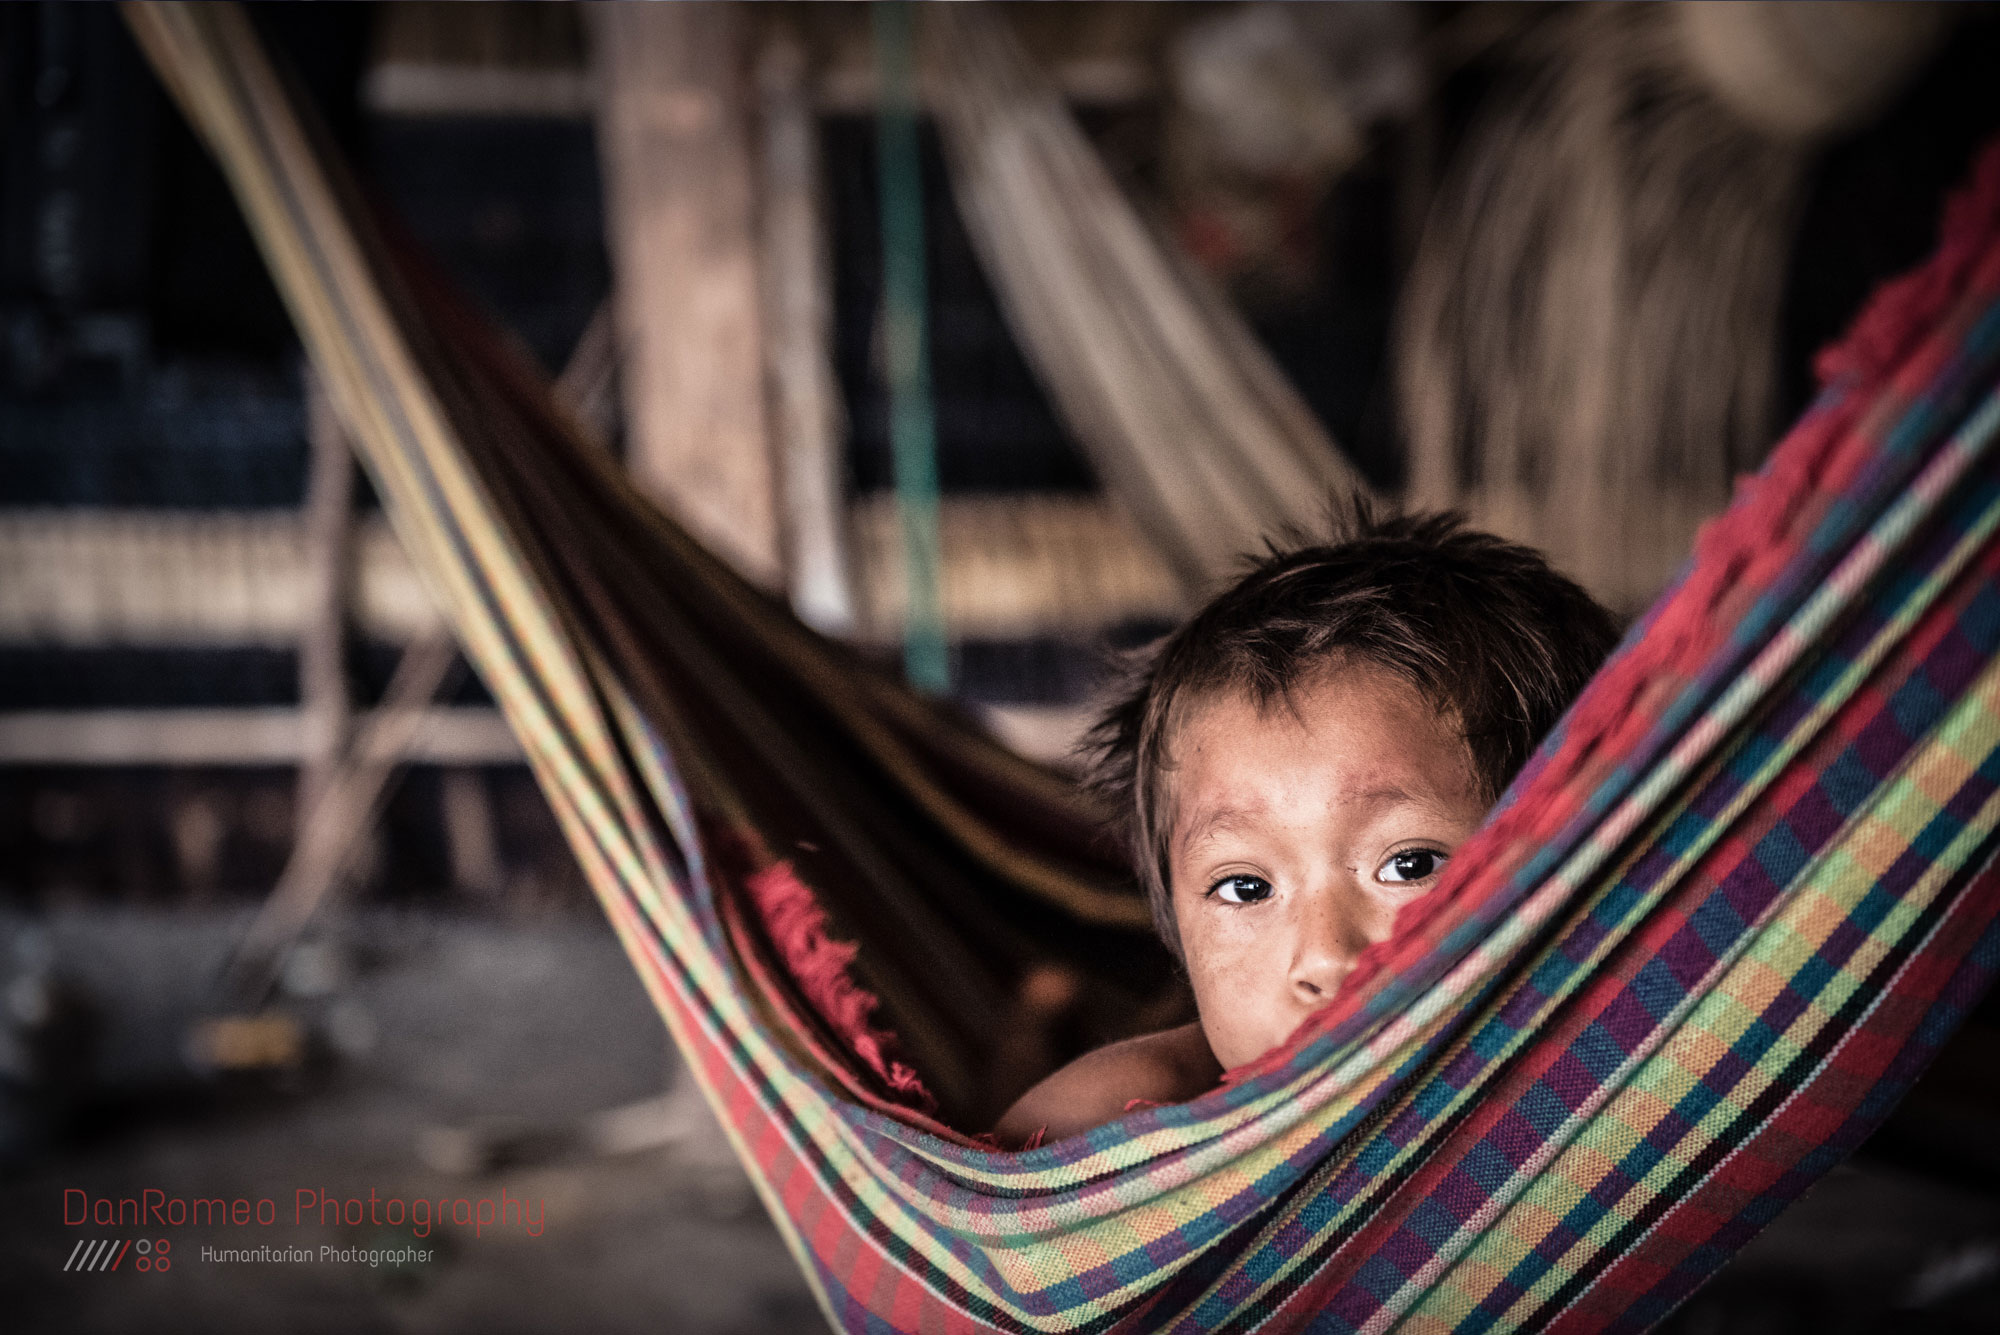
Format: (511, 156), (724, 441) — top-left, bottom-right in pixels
(874, 0), (949, 693)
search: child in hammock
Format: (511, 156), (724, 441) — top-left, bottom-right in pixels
(995, 507), (1618, 1144)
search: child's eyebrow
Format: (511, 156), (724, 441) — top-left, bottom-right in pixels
(1345, 784), (1417, 807)
(1347, 782), (1472, 823)
(1175, 804), (1262, 852)
(1175, 783), (1471, 854)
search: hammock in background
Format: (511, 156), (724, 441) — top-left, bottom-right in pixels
(926, 4), (1374, 596)
(131, 4), (2000, 1331)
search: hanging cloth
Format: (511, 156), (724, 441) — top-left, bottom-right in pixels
(925, 5), (1375, 595)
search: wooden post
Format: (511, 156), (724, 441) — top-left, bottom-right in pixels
(298, 365), (355, 823)
(758, 21), (855, 635)
(440, 768), (505, 900)
(591, 1), (784, 588)
(228, 297), (641, 995)
(553, 298), (620, 448)
(227, 633), (460, 998)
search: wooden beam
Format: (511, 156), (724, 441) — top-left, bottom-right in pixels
(363, 0), (1161, 121)
(977, 704), (1095, 770)
(0, 510), (441, 647)
(591, 1), (783, 588)
(0, 706), (519, 766)
(0, 495), (1181, 650)
(846, 493), (1183, 643)
(365, 0), (590, 116)
(364, 64), (593, 118)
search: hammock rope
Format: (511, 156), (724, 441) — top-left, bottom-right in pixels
(129, 4), (2000, 1330)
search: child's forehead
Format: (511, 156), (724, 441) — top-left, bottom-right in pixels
(1157, 662), (1478, 809)
(1168, 657), (1445, 736)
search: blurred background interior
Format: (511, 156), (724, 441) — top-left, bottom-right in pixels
(6, 3), (2000, 1331)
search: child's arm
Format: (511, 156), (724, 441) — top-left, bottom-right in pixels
(994, 1022), (1221, 1145)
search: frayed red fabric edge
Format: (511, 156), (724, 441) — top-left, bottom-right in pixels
(971, 1126), (1047, 1151)
(741, 856), (937, 1112)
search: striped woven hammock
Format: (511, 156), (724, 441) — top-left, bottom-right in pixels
(130, 4), (2000, 1331)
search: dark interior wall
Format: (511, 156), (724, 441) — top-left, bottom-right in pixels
(0, 3), (371, 370)
(364, 117), (608, 375)
(0, 6), (604, 514)
(823, 114), (1099, 495)
(0, 2), (375, 511)
(1779, 16), (2000, 424)
(0, 4), (156, 321)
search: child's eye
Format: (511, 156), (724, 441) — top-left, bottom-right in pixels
(1208, 874), (1274, 904)
(1378, 848), (1448, 884)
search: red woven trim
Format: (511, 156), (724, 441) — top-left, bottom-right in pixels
(1224, 137), (2000, 1087)
(1816, 139), (2000, 387)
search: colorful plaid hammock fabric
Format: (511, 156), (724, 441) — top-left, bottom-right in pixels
(130, 5), (2000, 1331)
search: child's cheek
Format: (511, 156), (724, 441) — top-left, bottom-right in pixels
(1181, 902), (1292, 1065)
(1177, 895), (1262, 979)
(1355, 884), (1410, 947)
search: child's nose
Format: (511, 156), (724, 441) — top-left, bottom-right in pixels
(1288, 889), (1370, 1003)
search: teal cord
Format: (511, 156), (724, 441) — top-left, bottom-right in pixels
(874, 1), (949, 694)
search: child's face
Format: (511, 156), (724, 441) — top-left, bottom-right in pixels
(1165, 661), (1487, 1070)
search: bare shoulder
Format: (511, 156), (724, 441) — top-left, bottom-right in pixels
(993, 1023), (1221, 1146)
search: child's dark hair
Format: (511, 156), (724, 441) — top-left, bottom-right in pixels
(1083, 504), (1620, 959)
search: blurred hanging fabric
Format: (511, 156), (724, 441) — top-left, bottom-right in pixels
(1397, 3), (1951, 614)
(925, 4), (1375, 596)
(128, 3), (2000, 1331)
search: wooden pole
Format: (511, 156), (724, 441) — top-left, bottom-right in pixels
(224, 288), (645, 997)
(758, 20), (855, 636)
(225, 633), (460, 998)
(440, 767), (505, 900)
(0, 706), (518, 765)
(553, 297), (620, 448)
(298, 364), (354, 821)
(591, 1), (784, 588)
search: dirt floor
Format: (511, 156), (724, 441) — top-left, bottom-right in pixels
(7, 905), (2000, 1334)
(1, 906), (820, 1334)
